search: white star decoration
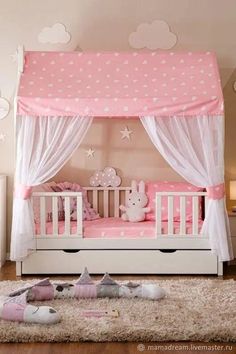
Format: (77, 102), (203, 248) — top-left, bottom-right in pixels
(0, 133), (6, 142)
(86, 148), (95, 158)
(120, 126), (133, 140)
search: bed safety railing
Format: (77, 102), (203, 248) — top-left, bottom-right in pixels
(32, 192), (83, 237)
(32, 187), (132, 237)
(32, 188), (208, 238)
(84, 187), (131, 217)
(155, 191), (208, 236)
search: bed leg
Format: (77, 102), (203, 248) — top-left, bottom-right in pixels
(16, 261), (22, 277)
(217, 259), (223, 277)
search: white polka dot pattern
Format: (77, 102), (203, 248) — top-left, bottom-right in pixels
(17, 51), (223, 117)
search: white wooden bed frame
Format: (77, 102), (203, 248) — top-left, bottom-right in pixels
(16, 186), (223, 276)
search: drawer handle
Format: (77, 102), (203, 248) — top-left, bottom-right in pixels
(63, 249), (80, 253)
(159, 249), (177, 253)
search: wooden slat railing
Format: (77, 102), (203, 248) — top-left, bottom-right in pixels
(155, 191), (208, 236)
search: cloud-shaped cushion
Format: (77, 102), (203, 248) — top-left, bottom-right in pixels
(38, 23), (71, 44)
(129, 20), (177, 50)
(90, 167), (121, 188)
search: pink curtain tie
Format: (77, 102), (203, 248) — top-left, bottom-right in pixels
(207, 183), (225, 200)
(14, 184), (32, 200)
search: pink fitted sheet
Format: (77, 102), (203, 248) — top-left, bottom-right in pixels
(35, 217), (203, 237)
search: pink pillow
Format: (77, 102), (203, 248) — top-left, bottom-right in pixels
(145, 181), (204, 222)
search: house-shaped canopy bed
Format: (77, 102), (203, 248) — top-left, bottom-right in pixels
(11, 47), (233, 275)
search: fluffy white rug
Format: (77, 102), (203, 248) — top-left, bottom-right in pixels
(0, 278), (235, 343)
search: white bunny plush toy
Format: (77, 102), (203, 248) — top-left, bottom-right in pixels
(120, 180), (150, 222)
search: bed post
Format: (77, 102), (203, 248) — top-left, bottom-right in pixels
(17, 45), (25, 74)
(13, 45), (24, 276)
(16, 262), (22, 276)
(14, 45), (25, 158)
(217, 259), (223, 276)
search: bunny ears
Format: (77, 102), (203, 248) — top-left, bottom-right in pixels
(131, 180), (145, 193)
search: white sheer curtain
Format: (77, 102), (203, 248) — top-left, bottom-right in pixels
(11, 115), (93, 261)
(141, 115), (233, 261)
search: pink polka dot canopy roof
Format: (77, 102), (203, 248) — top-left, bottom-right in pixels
(17, 51), (223, 117)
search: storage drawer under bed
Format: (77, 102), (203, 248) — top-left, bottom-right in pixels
(20, 250), (218, 275)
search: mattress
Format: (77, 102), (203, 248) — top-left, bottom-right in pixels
(35, 217), (203, 237)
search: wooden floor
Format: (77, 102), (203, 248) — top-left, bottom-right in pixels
(0, 261), (235, 354)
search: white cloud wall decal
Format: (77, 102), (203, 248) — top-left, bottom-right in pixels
(129, 20), (177, 50)
(38, 23), (71, 44)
